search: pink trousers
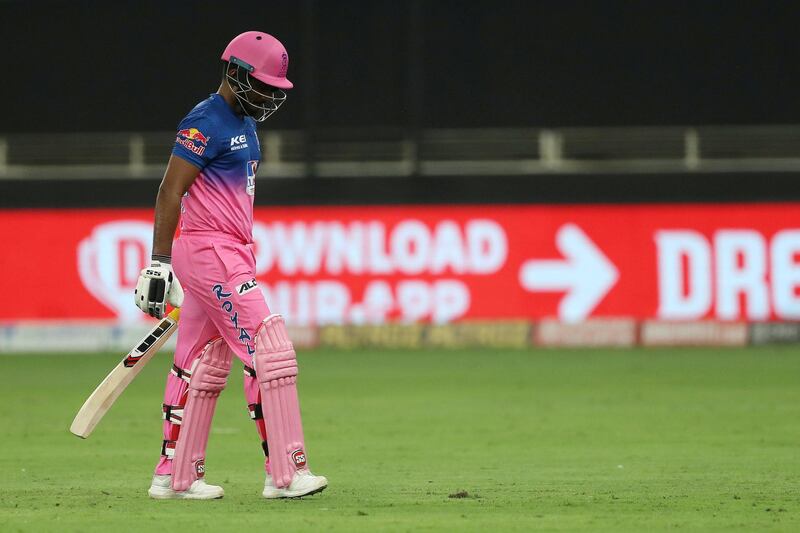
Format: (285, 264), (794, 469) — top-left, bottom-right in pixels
(155, 234), (270, 475)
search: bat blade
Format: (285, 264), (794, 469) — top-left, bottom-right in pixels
(70, 308), (181, 439)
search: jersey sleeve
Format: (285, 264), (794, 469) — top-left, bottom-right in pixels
(172, 113), (219, 169)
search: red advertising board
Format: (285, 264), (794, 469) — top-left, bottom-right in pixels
(2, 204), (798, 324)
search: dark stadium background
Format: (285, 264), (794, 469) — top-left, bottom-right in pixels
(2, 1), (800, 209)
(3, 1), (799, 131)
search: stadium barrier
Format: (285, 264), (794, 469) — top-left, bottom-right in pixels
(4, 320), (798, 353)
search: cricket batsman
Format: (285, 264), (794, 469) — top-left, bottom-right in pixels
(133, 31), (327, 500)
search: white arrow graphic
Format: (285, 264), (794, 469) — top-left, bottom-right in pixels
(518, 224), (618, 323)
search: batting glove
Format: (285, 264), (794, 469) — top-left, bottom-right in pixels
(134, 260), (184, 318)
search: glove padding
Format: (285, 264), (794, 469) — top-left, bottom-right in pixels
(134, 261), (184, 318)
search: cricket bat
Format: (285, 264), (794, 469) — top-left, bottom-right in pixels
(70, 308), (181, 439)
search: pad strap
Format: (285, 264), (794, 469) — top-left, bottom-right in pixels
(170, 364), (192, 383)
(244, 364), (257, 378)
(162, 404), (185, 425)
(161, 439), (176, 458)
(248, 402), (263, 420)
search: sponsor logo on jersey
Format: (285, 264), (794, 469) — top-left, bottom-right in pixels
(246, 160), (258, 196)
(176, 127), (209, 156)
(230, 134), (248, 151)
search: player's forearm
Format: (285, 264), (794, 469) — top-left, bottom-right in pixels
(151, 184), (182, 259)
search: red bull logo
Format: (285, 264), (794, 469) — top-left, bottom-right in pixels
(176, 127), (209, 156)
(178, 128), (209, 145)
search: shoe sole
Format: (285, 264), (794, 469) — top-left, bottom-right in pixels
(263, 482), (328, 499)
(149, 488), (224, 500)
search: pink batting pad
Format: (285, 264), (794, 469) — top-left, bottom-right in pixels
(254, 315), (307, 489)
(171, 337), (233, 492)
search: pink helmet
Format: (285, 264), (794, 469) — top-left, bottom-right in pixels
(221, 31), (293, 90)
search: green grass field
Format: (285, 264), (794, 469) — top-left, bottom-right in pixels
(1, 347), (798, 532)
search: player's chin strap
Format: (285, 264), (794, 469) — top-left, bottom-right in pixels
(224, 58), (286, 122)
(171, 337), (234, 492)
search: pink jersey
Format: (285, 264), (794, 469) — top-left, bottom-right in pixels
(172, 94), (261, 243)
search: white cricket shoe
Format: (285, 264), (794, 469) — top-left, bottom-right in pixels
(262, 470), (328, 499)
(148, 474), (224, 500)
